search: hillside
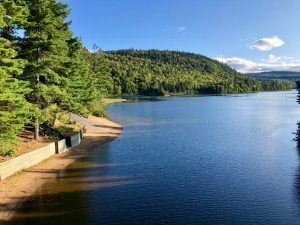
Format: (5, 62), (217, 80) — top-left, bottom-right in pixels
(247, 71), (300, 82)
(102, 50), (292, 96)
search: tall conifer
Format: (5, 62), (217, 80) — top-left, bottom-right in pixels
(85, 44), (113, 97)
(20, 0), (72, 140)
(0, 3), (31, 155)
(63, 38), (96, 116)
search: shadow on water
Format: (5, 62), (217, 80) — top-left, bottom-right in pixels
(5, 144), (142, 225)
(5, 180), (140, 225)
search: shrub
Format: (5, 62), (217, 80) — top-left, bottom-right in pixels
(88, 99), (108, 117)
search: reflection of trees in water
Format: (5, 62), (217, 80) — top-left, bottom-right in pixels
(294, 122), (300, 145)
(294, 82), (300, 207)
(294, 133), (300, 210)
(295, 82), (300, 144)
(294, 137), (300, 204)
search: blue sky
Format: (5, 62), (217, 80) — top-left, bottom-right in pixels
(64, 0), (300, 73)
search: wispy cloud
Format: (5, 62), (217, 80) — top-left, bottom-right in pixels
(249, 36), (284, 51)
(261, 54), (294, 64)
(176, 26), (186, 33)
(263, 54), (282, 63)
(215, 55), (300, 73)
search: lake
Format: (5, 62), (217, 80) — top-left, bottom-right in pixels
(11, 90), (300, 225)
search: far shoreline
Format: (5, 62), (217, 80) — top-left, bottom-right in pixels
(113, 88), (296, 99)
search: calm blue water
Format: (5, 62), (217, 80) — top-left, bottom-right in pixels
(11, 90), (300, 225)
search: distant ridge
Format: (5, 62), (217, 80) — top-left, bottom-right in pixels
(247, 71), (300, 82)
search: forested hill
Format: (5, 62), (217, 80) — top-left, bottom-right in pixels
(247, 71), (300, 82)
(103, 49), (292, 96)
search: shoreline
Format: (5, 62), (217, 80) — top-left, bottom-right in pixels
(0, 116), (122, 223)
(110, 89), (295, 99)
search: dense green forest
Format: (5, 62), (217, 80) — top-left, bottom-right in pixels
(102, 50), (292, 96)
(0, 0), (293, 156)
(0, 0), (107, 155)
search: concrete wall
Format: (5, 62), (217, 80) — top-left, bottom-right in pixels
(55, 139), (67, 154)
(0, 143), (56, 181)
(67, 133), (81, 148)
(0, 131), (83, 181)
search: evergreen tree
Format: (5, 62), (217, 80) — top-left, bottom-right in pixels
(0, 0), (28, 40)
(19, 0), (73, 140)
(0, 3), (31, 155)
(85, 44), (113, 97)
(63, 38), (96, 116)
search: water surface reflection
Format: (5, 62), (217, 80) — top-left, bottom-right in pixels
(10, 91), (300, 225)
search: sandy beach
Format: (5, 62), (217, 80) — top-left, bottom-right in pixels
(0, 116), (122, 224)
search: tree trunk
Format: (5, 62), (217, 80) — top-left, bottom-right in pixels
(35, 46), (40, 141)
(34, 117), (39, 141)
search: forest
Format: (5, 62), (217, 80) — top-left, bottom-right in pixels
(0, 0), (108, 155)
(102, 50), (292, 96)
(247, 71), (300, 87)
(0, 0), (293, 156)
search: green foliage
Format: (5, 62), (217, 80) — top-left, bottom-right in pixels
(53, 125), (78, 137)
(261, 80), (292, 91)
(84, 44), (114, 97)
(63, 38), (96, 116)
(17, 0), (73, 138)
(247, 71), (298, 88)
(0, 3), (31, 155)
(102, 49), (292, 95)
(0, 0), (110, 155)
(83, 44), (118, 117)
(87, 99), (108, 118)
(0, 0), (28, 40)
(18, 0), (98, 137)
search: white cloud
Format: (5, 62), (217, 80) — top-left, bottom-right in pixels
(215, 56), (300, 73)
(249, 36), (284, 51)
(215, 57), (258, 73)
(176, 26), (186, 33)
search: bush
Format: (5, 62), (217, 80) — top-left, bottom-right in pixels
(54, 125), (79, 137)
(88, 99), (108, 117)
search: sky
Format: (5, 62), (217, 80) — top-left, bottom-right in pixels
(64, 0), (300, 73)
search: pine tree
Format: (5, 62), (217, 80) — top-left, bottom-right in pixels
(0, 0), (28, 40)
(62, 38), (96, 116)
(85, 44), (113, 97)
(0, 3), (31, 155)
(19, 0), (73, 140)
